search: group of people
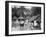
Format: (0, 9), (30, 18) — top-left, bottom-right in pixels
(12, 16), (40, 31)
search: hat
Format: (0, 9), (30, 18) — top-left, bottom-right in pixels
(13, 16), (17, 19)
(18, 16), (26, 20)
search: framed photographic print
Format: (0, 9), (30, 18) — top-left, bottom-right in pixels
(5, 1), (45, 36)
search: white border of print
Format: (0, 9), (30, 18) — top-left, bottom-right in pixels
(9, 3), (44, 35)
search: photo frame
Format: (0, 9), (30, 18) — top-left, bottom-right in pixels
(5, 1), (45, 36)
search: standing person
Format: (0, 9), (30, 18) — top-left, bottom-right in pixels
(19, 19), (24, 30)
(24, 19), (29, 30)
(34, 20), (39, 29)
(29, 21), (34, 30)
(18, 16), (25, 30)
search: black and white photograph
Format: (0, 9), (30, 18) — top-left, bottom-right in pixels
(12, 6), (41, 31)
(5, 1), (45, 36)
